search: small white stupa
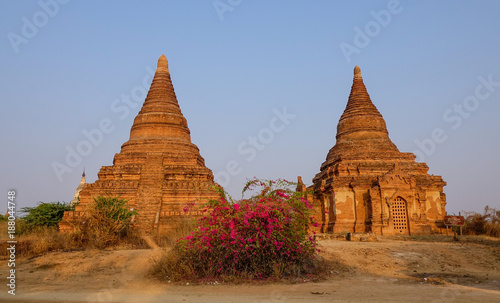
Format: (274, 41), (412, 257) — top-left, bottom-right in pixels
(70, 170), (86, 206)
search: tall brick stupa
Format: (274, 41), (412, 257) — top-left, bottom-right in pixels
(308, 66), (447, 235)
(60, 55), (219, 233)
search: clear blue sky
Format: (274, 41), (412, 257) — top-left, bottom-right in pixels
(1, 0), (499, 214)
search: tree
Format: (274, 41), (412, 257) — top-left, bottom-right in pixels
(20, 201), (73, 233)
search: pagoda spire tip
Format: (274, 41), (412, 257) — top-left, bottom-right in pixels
(354, 65), (362, 80)
(157, 54), (168, 71)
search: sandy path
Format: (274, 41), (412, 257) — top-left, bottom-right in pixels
(1, 238), (499, 302)
(2, 277), (499, 303)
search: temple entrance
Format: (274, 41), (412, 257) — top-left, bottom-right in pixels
(391, 197), (409, 234)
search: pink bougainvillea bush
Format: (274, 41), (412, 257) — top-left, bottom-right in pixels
(151, 179), (327, 282)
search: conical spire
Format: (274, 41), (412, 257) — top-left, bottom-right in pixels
(138, 54), (181, 115)
(337, 66), (386, 137)
(120, 54), (201, 160)
(324, 66), (400, 161)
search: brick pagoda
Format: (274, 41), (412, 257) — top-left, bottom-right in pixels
(308, 66), (447, 235)
(60, 55), (219, 233)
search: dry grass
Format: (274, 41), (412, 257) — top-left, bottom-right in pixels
(0, 227), (86, 258)
(463, 209), (500, 238)
(0, 225), (149, 259)
(0, 221), (9, 241)
(153, 217), (199, 248)
(384, 234), (500, 248)
(149, 250), (332, 284)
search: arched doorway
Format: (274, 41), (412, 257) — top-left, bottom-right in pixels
(391, 197), (409, 234)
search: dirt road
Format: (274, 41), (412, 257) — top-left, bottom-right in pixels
(1, 237), (499, 302)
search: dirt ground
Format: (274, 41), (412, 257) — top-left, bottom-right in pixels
(1, 236), (499, 303)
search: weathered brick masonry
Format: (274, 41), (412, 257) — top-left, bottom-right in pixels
(60, 55), (219, 233)
(304, 66), (447, 235)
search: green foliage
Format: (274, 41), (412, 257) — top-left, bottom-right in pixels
(19, 201), (73, 233)
(80, 195), (138, 248)
(91, 195), (136, 222)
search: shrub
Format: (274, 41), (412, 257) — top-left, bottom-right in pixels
(80, 195), (138, 249)
(463, 206), (500, 237)
(18, 201), (74, 234)
(5, 196), (144, 255)
(151, 179), (324, 282)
